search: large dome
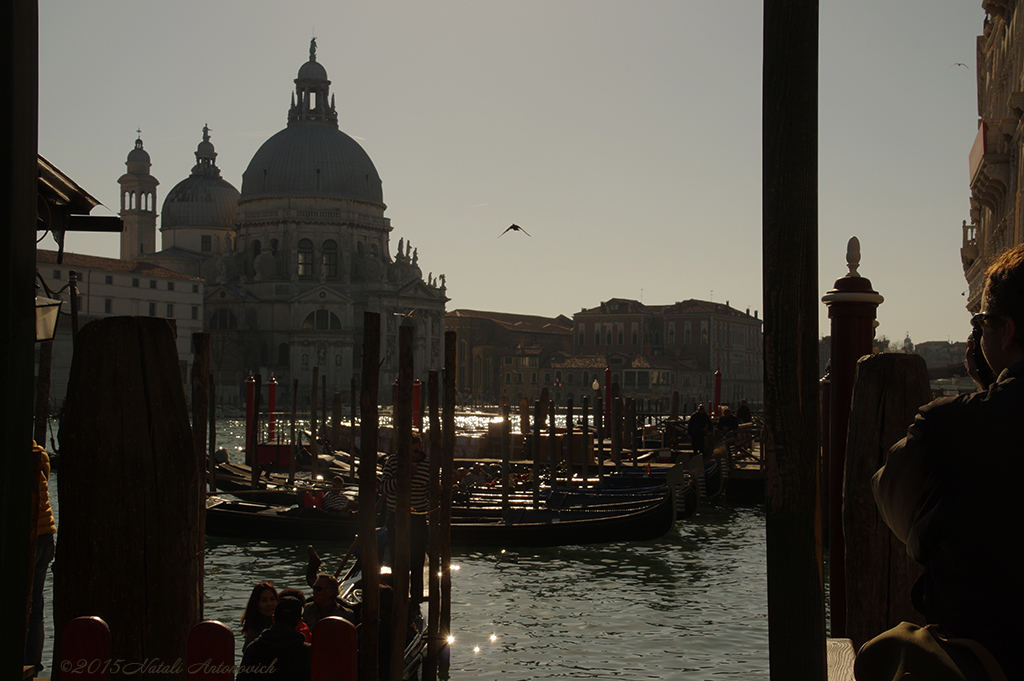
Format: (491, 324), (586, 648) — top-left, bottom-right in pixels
(239, 40), (384, 206)
(240, 125), (383, 204)
(161, 126), (240, 230)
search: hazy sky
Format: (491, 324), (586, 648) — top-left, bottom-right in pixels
(38, 1), (982, 344)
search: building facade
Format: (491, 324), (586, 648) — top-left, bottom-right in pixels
(962, 2), (1024, 310)
(36, 250), (203, 406)
(121, 41), (446, 406)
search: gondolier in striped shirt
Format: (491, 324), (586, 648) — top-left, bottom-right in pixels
(379, 432), (431, 603)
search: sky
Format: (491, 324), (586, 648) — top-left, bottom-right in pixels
(38, 0), (983, 345)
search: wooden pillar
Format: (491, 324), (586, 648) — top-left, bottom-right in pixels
(501, 398), (511, 514)
(843, 353), (925, 648)
(565, 398), (574, 487)
(611, 396), (622, 470)
(53, 318), (202, 679)
(595, 394), (604, 480)
(289, 379), (299, 486)
(763, 0), (826, 677)
(548, 399), (557, 486)
(350, 376), (358, 483)
(33, 341), (53, 445)
(2, 3), (38, 674)
(821, 237), (883, 638)
(425, 371), (442, 681)
(358, 312), (381, 681)
(208, 376), (216, 494)
(581, 396), (590, 483)
(191, 332), (210, 620)
(439, 331), (456, 674)
(249, 374), (261, 490)
(390, 325), (414, 680)
(331, 392), (342, 455)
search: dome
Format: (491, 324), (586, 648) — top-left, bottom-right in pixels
(127, 139), (150, 164)
(240, 125), (383, 204)
(162, 174), (240, 230)
(297, 59), (328, 81)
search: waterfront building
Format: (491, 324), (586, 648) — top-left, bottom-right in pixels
(118, 40), (446, 406)
(35, 250), (203, 406)
(445, 309), (573, 405)
(962, 3), (1024, 310)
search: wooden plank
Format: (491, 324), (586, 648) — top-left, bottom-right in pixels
(826, 638), (856, 681)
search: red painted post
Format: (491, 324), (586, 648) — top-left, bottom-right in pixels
(820, 236), (883, 639)
(267, 376), (278, 442)
(244, 374), (255, 458)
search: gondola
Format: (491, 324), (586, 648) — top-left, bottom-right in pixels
(205, 497), (360, 541)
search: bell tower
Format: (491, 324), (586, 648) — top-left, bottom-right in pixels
(118, 132), (159, 259)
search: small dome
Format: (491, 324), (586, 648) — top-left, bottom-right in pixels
(162, 174), (240, 230)
(127, 137), (150, 164)
(298, 59), (328, 81)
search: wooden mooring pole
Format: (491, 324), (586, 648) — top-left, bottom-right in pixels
(390, 325), (414, 681)
(763, 0), (826, 678)
(425, 371), (442, 681)
(358, 312), (381, 681)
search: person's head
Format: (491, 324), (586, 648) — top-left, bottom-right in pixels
(740, 399), (747, 406)
(241, 581), (278, 630)
(312, 573), (339, 607)
(278, 587), (306, 606)
(723, 407), (731, 415)
(980, 245), (1024, 372)
(411, 433), (425, 462)
(331, 476), (345, 491)
(274, 596), (303, 628)
(698, 403), (705, 412)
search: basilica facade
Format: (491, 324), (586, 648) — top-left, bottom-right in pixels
(120, 40), (447, 405)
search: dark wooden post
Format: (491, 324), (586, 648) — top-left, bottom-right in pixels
(425, 371), (442, 681)
(53, 318), (202, 679)
(321, 374), (328, 450)
(33, 341), (53, 445)
(611, 396), (622, 470)
(501, 397), (511, 514)
(565, 398), (574, 488)
(191, 332), (210, 620)
(548, 399), (557, 486)
(844, 354), (926, 648)
(350, 376), (358, 483)
(3, 4), (38, 674)
(629, 398), (638, 468)
(390, 325), (414, 681)
(821, 237), (883, 638)
(208, 376), (216, 493)
(581, 396), (590, 483)
(440, 331), (457, 674)
(671, 391), (680, 420)
(331, 392), (342, 455)
(358, 312), (381, 681)
(595, 394), (604, 480)
(763, 0), (827, 677)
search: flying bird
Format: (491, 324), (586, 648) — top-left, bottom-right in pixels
(952, 63), (969, 69)
(499, 223), (530, 237)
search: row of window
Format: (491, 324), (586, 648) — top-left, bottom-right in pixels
(101, 299), (199, 320)
(51, 269), (200, 294)
(207, 308), (343, 331)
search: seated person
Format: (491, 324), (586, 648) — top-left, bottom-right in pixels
(239, 581), (277, 650)
(278, 588), (312, 643)
(302, 573), (356, 630)
(323, 476), (357, 513)
(717, 407), (739, 434)
(238, 596), (310, 681)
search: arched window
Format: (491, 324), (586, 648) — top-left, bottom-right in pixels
(322, 240), (338, 278)
(303, 309), (342, 330)
(209, 309), (237, 330)
(278, 343), (290, 367)
(298, 239), (314, 278)
(252, 240), (261, 258)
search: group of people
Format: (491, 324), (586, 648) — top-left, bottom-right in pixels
(237, 432), (430, 678)
(686, 400), (752, 455)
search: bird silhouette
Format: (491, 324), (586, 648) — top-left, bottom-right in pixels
(952, 63), (969, 69)
(499, 223), (530, 237)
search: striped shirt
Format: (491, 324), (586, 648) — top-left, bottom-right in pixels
(379, 452), (431, 514)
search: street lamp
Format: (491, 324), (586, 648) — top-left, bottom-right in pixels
(34, 296), (62, 342)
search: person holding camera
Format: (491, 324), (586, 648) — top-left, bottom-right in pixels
(858, 245), (1024, 680)
(379, 432), (430, 603)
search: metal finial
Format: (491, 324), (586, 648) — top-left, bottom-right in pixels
(846, 236), (861, 277)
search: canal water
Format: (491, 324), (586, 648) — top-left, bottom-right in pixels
(42, 419), (770, 679)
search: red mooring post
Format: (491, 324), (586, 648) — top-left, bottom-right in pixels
(820, 236), (883, 639)
(244, 374), (255, 457)
(267, 376), (278, 442)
